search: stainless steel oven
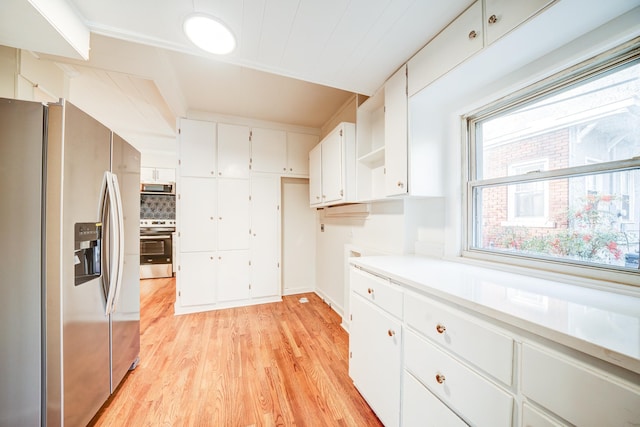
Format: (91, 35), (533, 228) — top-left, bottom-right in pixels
(140, 220), (175, 279)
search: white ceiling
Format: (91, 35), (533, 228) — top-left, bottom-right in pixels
(2, 0), (476, 154)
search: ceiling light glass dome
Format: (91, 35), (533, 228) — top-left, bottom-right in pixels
(183, 14), (236, 55)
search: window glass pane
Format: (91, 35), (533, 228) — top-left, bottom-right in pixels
(473, 170), (640, 269)
(476, 62), (640, 180)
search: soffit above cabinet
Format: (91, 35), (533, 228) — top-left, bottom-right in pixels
(0, 0), (89, 60)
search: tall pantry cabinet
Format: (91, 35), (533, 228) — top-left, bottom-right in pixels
(176, 118), (317, 314)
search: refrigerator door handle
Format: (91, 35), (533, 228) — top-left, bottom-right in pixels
(103, 171), (121, 316)
(109, 173), (125, 314)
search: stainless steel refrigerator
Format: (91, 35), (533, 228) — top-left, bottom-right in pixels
(0, 98), (141, 426)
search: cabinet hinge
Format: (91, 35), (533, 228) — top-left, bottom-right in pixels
(249, 195), (252, 201)
(350, 314), (352, 321)
(178, 128), (181, 134)
(249, 164), (252, 170)
(178, 159), (181, 165)
(249, 130), (253, 141)
(277, 262), (280, 268)
(178, 265), (181, 271)
(249, 228), (252, 234)
(178, 194), (181, 200)
(249, 260), (252, 266)
(339, 130), (343, 137)
(178, 291), (181, 297)
(277, 205), (280, 210)
(249, 284), (252, 290)
(349, 351), (352, 358)
(340, 189), (344, 197)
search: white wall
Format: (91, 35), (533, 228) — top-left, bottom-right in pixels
(282, 178), (316, 295)
(314, 198), (437, 318)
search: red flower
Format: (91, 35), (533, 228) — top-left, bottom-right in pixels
(601, 195), (612, 202)
(607, 241), (617, 250)
(582, 235), (592, 242)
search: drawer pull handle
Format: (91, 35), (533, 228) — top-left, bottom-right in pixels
(387, 329), (395, 337)
(435, 373), (446, 384)
(367, 288), (374, 294)
(436, 324), (446, 334)
(488, 14), (498, 25)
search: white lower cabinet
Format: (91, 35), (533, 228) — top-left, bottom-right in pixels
(405, 329), (513, 426)
(178, 252), (216, 307)
(349, 268), (402, 427)
(349, 263), (640, 427)
(521, 403), (566, 427)
(402, 370), (467, 427)
(521, 343), (640, 427)
(217, 250), (251, 303)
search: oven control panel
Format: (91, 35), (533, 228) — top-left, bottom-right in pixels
(140, 219), (176, 227)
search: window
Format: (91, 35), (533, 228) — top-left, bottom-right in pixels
(466, 41), (640, 277)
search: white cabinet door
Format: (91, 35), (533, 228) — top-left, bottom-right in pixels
(155, 167), (175, 183)
(349, 293), (402, 427)
(179, 177), (216, 252)
(251, 127), (286, 173)
(403, 371), (467, 427)
(217, 178), (250, 250)
(309, 144), (322, 206)
(321, 128), (343, 204)
(407, 1), (483, 97)
(179, 118), (216, 177)
(218, 123), (250, 178)
(385, 65), (408, 196)
(217, 250), (250, 302)
(140, 167), (155, 183)
(485, 0), (552, 45)
(178, 251), (216, 306)
(250, 175), (280, 299)
(287, 132), (319, 176)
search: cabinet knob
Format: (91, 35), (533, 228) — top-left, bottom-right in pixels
(488, 14), (498, 24)
(436, 324), (446, 334)
(387, 329), (395, 337)
(316, 196), (320, 200)
(468, 30), (477, 39)
(210, 216), (214, 220)
(435, 373), (446, 384)
(397, 181), (404, 188)
(219, 217), (222, 220)
(289, 168), (293, 171)
(283, 167), (287, 171)
(367, 288), (374, 294)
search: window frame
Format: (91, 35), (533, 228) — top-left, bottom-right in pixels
(462, 39), (640, 285)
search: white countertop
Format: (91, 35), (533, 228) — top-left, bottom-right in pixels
(350, 255), (640, 375)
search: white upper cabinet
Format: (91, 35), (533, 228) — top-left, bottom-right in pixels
(309, 123), (357, 207)
(408, 1), (483, 97)
(179, 118), (217, 177)
(319, 122), (356, 205)
(251, 127), (287, 173)
(217, 123), (250, 178)
(309, 143), (323, 206)
(485, 0), (553, 45)
(287, 132), (319, 176)
(141, 167), (175, 183)
(384, 66), (409, 197)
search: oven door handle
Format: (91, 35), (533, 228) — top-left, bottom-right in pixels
(140, 235), (172, 239)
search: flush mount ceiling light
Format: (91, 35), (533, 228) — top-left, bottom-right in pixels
(183, 13), (236, 55)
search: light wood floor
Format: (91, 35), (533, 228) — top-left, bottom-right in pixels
(89, 278), (383, 426)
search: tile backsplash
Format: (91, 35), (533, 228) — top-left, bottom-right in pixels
(140, 194), (176, 219)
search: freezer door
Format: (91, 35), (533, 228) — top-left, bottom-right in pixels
(46, 101), (112, 427)
(110, 132), (141, 392)
(0, 98), (44, 426)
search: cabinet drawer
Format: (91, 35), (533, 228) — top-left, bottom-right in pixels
(522, 403), (566, 427)
(403, 370), (467, 427)
(521, 343), (640, 427)
(405, 330), (513, 426)
(404, 290), (513, 385)
(350, 267), (403, 318)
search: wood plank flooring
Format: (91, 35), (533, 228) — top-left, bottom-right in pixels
(89, 278), (383, 426)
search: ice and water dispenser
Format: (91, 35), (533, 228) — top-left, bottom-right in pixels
(74, 222), (102, 285)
